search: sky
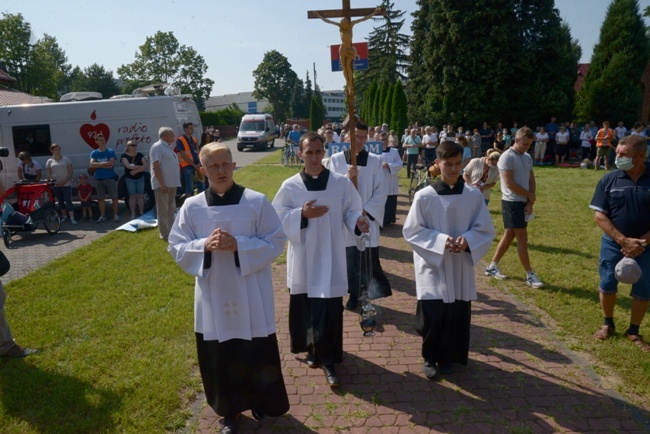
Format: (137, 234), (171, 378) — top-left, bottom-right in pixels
(2, 0), (649, 97)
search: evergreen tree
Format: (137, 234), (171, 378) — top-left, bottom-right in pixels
(302, 71), (314, 117)
(310, 96), (324, 130)
(575, 0), (650, 125)
(290, 79), (306, 118)
(407, 0), (580, 127)
(356, 1), (409, 105)
(509, 0), (581, 125)
(373, 81), (387, 126)
(405, 0), (433, 123)
(391, 80), (408, 135)
(382, 83), (395, 130)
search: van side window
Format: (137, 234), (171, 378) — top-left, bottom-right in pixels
(12, 125), (52, 157)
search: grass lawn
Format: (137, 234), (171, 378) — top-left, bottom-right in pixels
(0, 158), (648, 432)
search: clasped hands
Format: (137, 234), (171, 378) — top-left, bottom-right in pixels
(620, 237), (646, 258)
(446, 236), (468, 254)
(205, 228), (237, 252)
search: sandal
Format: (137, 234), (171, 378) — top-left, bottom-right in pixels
(624, 333), (650, 352)
(594, 325), (615, 340)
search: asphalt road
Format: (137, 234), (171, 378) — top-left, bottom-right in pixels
(221, 137), (281, 167)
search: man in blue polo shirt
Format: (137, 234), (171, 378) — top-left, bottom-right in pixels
(590, 135), (650, 351)
(545, 116), (559, 159)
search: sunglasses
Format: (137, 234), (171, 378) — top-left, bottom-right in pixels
(128, 144), (137, 147)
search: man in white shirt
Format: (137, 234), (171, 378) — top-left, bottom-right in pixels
(150, 127), (182, 240)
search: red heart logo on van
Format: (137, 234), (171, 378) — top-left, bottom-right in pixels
(80, 124), (110, 149)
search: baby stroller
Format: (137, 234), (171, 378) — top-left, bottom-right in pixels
(0, 180), (61, 248)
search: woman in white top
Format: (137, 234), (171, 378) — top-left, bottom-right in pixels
(580, 124), (593, 161)
(534, 127), (549, 164)
(462, 149), (501, 205)
(17, 151), (42, 181)
(46, 144), (77, 224)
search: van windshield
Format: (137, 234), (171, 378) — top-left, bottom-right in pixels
(241, 121), (265, 132)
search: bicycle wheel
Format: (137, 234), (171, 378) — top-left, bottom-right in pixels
(408, 172), (420, 204)
(44, 207), (61, 234)
(281, 148), (288, 166)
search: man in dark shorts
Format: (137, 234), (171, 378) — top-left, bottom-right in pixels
(485, 127), (544, 288)
(590, 135), (650, 351)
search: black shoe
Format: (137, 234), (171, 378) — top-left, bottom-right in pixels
(438, 362), (453, 375)
(323, 364), (340, 387)
(422, 361), (438, 379)
(0, 344), (38, 358)
(251, 410), (265, 421)
(306, 353), (319, 369)
(345, 294), (358, 311)
(220, 413), (241, 434)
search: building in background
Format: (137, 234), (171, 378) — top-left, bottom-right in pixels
(205, 92), (270, 114)
(321, 90), (345, 122)
(205, 90), (346, 122)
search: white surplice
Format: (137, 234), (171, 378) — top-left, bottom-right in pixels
(403, 183), (495, 303)
(272, 171), (363, 298)
(380, 147), (403, 196)
(329, 151), (386, 248)
(168, 190), (286, 342)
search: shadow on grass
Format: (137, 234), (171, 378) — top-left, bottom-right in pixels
(526, 242), (598, 260)
(329, 323), (649, 432)
(0, 359), (122, 433)
(5, 231), (86, 249)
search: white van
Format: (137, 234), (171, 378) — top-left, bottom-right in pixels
(0, 94), (202, 211)
(236, 113), (276, 151)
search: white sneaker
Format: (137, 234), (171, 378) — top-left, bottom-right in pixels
(96, 215), (106, 223)
(70, 219), (78, 225)
(61, 216), (68, 222)
(485, 265), (507, 280)
(526, 271), (544, 288)
(113, 215), (122, 222)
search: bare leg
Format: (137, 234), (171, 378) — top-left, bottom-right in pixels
(514, 228), (532, 272)
(98, 198), (106, 217)
(112, 198), (119, 217)
(491, 229), (516, 264)
(129, 196), (136, 217)
(599, 292), (616, 318)
(631, 298), (649, 327)
(136, 194), (144, 215)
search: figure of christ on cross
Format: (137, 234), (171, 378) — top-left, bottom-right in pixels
(308, 1), (384, 178)
(313, 9), (380, 94)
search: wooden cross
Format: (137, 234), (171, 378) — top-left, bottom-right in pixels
(308, 1), (385, 187)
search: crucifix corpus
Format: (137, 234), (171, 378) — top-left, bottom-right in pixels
(308, 1), (385, 187)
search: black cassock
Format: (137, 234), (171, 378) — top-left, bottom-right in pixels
(196, 185), (289, 418)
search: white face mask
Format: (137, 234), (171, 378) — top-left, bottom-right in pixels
(615, 157), (634, 171)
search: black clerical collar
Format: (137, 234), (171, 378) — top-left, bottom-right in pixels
(300, 168), (330, 191)
(344, 148), (369, 166)
(432, 177), (465, 195)
(205, 183), (245, 206)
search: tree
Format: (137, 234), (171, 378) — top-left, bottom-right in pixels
(373, 81), (387, 126)
(71, 63), (120, 98)
(0, 13), (31, 87)
(290, 79), (306, 118)
(382, 82), (395, 129)
(356, 1), (410, 109)
(0, 14), (71, 99)
(391, 80), (408, 134)
(21, 34), (70, 99)
(310, 96), (324, 130)
(576, 0), (650, 125)
(118, 31), (214, 109)
(253, 50), (298, 122)
(407, 0), (580, 127)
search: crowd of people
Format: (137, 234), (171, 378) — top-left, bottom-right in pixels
(2, 117), (647, 434)
(163, 119), (649, 433)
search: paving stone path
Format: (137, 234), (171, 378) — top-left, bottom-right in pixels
(193, 193), (650, 434)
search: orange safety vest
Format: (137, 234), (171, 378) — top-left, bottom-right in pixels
(177, 135), (199, 169)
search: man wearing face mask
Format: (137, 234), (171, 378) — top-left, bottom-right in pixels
(590, 135), (650, 351)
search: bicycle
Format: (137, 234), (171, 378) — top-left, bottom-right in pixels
(280, 143), (300, 167)
(408, 162), (439, 204)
